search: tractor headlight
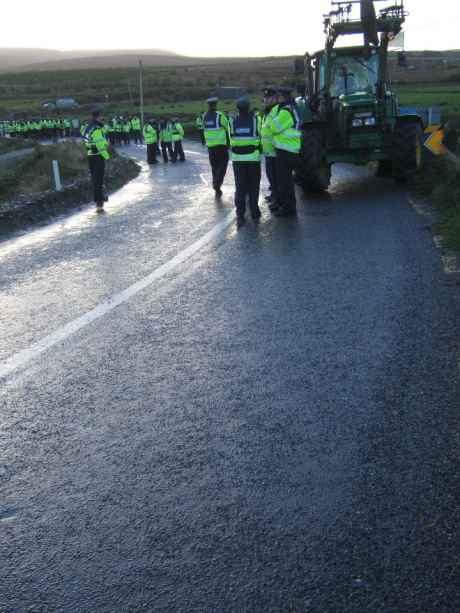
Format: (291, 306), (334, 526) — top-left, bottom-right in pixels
(364, 117), (376, 126)
(352, 118), (363, 128)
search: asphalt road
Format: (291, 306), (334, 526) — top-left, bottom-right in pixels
(1, 141), (459, 613)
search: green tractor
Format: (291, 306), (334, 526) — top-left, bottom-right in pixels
(295, 0), (424, 191)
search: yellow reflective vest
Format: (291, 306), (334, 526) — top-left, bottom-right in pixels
(202, 111), (229, 148)
(84, 122), (111, 160)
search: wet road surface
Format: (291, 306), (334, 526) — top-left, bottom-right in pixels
(1, 141), (459, 612)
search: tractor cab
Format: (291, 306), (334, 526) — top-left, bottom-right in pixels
(328, 53), (378, 97)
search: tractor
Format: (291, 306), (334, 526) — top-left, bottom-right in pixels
(295, 0), (425, 191)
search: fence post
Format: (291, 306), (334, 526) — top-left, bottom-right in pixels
(52, 160), (62, 191)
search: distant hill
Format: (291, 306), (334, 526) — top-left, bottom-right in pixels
(0, 48), (180, 72)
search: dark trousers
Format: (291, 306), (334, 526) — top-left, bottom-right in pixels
(133, 130), (141, 144)
(147, 144), (157, 164)
(208, 145), (229, 191)
(172, 140), (185, 162)
(233, 162), (261, 218)
(199, 130), (205, 145)
(276, 149), (299, 212)
(161, 142), (173, 162)
(265, 155), (278, 201)
(88, 155), (105, 204)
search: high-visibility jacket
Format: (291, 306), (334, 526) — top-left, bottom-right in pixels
(131, 117), (141, 131)
(202, 110), (228, 148)
(228, 112), (262, 163)
(171, 122), (184, 142)
(260, 104), (279, 158)
(160, 123), (172, 143)
(80, 123), (88, 137)
(84, 121), (111, 160)
(124, 121), (131, 133)
(267, 102), (302, 154)
(196, 115), (203, 129)
(143, 123), (158, 145)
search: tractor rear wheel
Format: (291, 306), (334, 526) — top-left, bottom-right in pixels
(392, 121), (424, 182)
(297, 128), (331, 193)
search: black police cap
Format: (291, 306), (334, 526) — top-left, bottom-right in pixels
(263, 86), (278, 97)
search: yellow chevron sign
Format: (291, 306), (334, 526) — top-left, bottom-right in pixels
(424, 129), (448, 156)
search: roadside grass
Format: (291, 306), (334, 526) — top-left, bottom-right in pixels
(0, 140), (139, 204)
(0, 140), (140, 236)
(412, 157), (460, 251)
(21, 142), (88, 194)
(394, 83), (460, 121)
(0, 137), (35, 154)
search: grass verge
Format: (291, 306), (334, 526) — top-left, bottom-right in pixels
(412, 156), (460, 250)
(0, 140), (140, 238)
(0, 137), (35, 154)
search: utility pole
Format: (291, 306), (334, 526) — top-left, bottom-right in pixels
(139, 59), (144, 130)
(128, 80), (134, 106)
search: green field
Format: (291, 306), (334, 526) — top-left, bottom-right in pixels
(0, 61), (459, 122)
(0, 59), (291, 117)
(394, 84), (460, 119)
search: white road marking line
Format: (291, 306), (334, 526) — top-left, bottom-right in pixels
(184, 150), (207, 156)
(200, 174), (209, 186)
(433, 235), (444, 249)
(0, 211), (235, 381)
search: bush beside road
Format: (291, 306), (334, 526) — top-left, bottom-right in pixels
(413, 156), (460, 251)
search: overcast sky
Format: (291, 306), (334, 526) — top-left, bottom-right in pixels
(1, 0), (458, 56)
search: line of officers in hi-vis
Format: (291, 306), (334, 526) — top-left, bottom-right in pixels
(83, 85), (303, 221)
(80, 116), (186, 164)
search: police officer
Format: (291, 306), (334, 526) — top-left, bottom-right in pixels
(143, 117), (158, 164)
(202, 96), (229, 197)
(196, 114), (205, 145)
(261, 86), (280, 211)
(131, 115), (141, 144)
(171, 117), (185, 162)
(160, 119), (173, 162)
(153, 120), (161, 157)
(123, 118), (131, 145)
(84, 110), (111, 212)
(228, 96), (262, 226)
(268, 86), (302, 217)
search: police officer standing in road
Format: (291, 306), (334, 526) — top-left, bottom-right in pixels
(131, 115), (141, 144)
(171, 118), (186, 162)
(268, 86), (302, 217)
(261, 86), (280, 211)
(143, 117), (158, 164)
(84, 110), (111, 212)
(228, 96), (262, 226)
(202, 96), (229, 197)
(160, 118), (174, 163)
(196, 114), (205, 145)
